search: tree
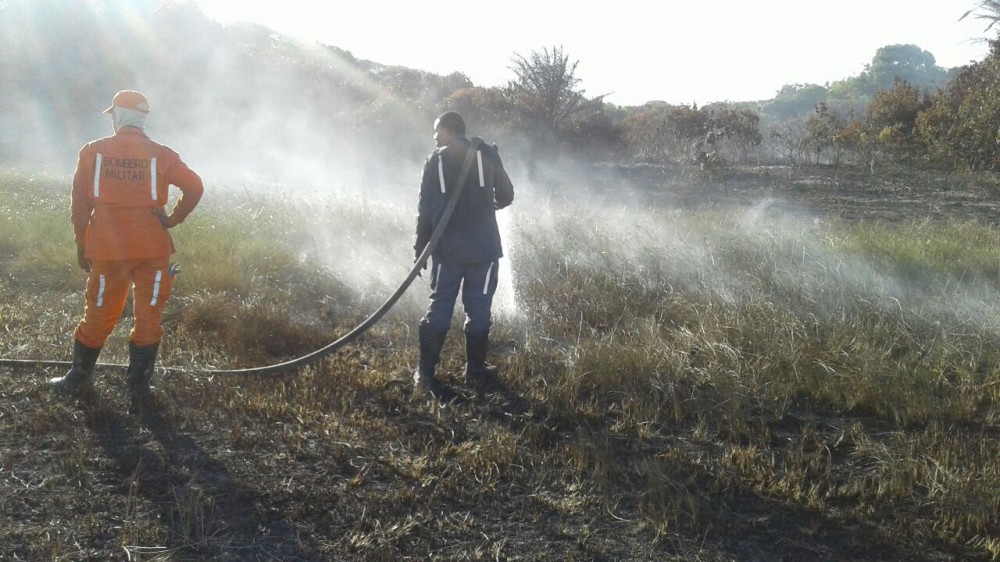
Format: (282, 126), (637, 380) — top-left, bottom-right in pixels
(620, 103), (762, 165)
(619, 103), (704, 164)
(765, 117), (807, 164)
(379, 68), (472, 109)
(507, 46), (603, 138)
(961, 1), (1000, 34)
(916, 40), (1000, 170)
(664, 104), (708, 146)
(865, 79), (928, 161)
(767, 84), (828, 120)
(621, 105), (672, 162)
(831, 116), (876, 170)
(560, 99), (623, 160)
(443, 86), (517, 135)
(800, 103), (845, 165)
(704, 105), (763, 164)
(860, 44), (948, 92)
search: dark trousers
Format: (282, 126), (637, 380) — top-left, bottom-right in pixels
(422, 260), (499, 334)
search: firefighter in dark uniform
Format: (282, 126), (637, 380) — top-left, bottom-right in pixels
(413, 111), (514, 398)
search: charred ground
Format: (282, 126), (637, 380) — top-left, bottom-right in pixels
(1, 165), (998, 561)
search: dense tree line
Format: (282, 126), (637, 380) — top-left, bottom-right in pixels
(452, 35), (998, 172)
(790, 39), (1000, 171)
(1, 0), (997, 174)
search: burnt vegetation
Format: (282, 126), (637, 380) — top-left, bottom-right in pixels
(1, 1), (999, 560)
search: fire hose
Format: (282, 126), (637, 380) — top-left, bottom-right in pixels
(0, 139), (483, 376)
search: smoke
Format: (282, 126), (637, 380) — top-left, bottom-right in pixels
(0, 1), (429, 187)
(3, 0), (996, 343)
(504, 185), (1000, 339)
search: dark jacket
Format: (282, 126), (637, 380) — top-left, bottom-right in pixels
(414, 136), (514, 264)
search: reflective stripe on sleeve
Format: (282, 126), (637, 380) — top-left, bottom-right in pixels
(96, 274), (106, 307)
(433, 263), (442, 289)
(483, 261), (495, 295)
(476, 150), (484, 187)
(93, 153), (102, 197)
(150, 157), (157, 200)
(150, 270), (162, 306)
(437, 157), (446, 194)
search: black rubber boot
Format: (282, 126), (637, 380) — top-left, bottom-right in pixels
(127, 342), (159, 415)
(464, 330), (499, 390)
(49, 340), (102, 394)
(413, 323), (448, 399)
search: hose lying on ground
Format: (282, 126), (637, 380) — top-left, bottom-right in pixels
(0, 140), (483, 377)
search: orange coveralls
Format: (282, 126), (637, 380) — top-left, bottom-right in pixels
(71, 127), (203, 348)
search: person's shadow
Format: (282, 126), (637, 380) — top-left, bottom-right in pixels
(79, 390), (315, 560)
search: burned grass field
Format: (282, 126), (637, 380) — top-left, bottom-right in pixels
(1, 167), (999, 561)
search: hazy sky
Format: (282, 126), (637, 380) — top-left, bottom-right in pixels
(194, 0), (993, 106)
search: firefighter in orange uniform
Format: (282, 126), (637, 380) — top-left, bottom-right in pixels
(49, 90), (203, 412)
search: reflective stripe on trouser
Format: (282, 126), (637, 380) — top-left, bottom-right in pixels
(422, 260), (499, 334)
(75, 257), (173, 348)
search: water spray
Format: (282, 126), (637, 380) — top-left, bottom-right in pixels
(0, 140), (484, 377)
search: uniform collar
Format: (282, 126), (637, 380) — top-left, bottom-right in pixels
(441, 136), (470, 150)
(115, 126), (149, 138)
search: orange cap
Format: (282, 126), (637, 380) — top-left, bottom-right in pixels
(103, 90), (150, 114)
